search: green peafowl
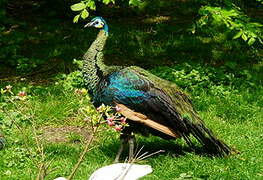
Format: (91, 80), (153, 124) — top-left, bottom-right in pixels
(83, 17), (233, 162)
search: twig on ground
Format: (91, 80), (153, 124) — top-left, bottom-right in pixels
(67, 114), (103, 180)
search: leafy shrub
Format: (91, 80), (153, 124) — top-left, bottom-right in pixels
(56, 71), (84, 90)
(150, 63), (258, 96)
(70, 0), (143, 23)
(193, 5), (263, 46)
(55, 60), (84, 90)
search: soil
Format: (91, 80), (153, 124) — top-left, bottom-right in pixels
(38, 126), (91, 144)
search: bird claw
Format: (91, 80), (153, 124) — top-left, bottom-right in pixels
(114, 134), (135, 162)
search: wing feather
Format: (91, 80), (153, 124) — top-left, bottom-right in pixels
(95, 68), (192, 136)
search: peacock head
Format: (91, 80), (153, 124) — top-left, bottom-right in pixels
(84, 17), (108, 33)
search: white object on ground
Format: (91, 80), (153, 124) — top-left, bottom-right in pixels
(54, 177), (68, 180)
(89, 163), (153, 180)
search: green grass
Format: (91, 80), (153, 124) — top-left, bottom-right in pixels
(0, 62), (262, 179)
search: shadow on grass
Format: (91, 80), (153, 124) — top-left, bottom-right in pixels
(98, 135), (225, 161)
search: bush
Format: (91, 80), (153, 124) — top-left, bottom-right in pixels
(150, 62), (259, 96)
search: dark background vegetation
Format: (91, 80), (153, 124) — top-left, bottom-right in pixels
(0, 0), (262, 77)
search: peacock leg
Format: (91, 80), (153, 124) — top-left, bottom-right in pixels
(128, 135), (135, 162)
(114, 134), (128, 163)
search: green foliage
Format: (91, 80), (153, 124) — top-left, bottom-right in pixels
(0, 29), (31, 70)
(70, 0), (142, 22)
(71, 0), (98, 23)
(0, 0), (11, 25)
(0, 25), (47, 72)
(0, 16), (94, 73)
(1, 0), (262, 74)
(56, 71), (84, 90)
(55, 60), (84, 90)
(197, 0), (263, 7)
(150, 62), (261, 96)
(151, 63), (263, 129)
(194, 5), (263, 46)
(71, 1), (92, 23)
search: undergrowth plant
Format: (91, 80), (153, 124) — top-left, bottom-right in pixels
(194, 5), (263, 46)
(0, 83), (94, 179)
(0, 80), (133, 179)
(150, 62), (260, 96)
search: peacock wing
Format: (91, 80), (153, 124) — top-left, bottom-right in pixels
(128, 66), (202, 123)
(95, 66), (197, 137)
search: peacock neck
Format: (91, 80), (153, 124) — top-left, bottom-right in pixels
(83, 30), (108, 93)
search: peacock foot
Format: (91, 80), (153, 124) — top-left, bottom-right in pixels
(114, 133), (135, 163)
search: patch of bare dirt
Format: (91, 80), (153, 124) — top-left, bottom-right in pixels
(38, 126), (91, 144)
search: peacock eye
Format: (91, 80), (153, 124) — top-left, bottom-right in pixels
(95, 21), (99, 24)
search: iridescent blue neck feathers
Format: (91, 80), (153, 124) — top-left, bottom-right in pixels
(102, 23), (109, 34)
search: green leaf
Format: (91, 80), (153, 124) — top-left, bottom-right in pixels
(225, 61), (237, 69)
(233, 30), (243, 39)
(103, 0), (114, 5)
(81, 9), (89, 19)
(71, 2), (86, 11)
(87, 0), (96, 10)
(248, 37), (256, 46)
(242, 33), (248, 41)
(129, 0), (141, 6)
(73, 15), (80, 23)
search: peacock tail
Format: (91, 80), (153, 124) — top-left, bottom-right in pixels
(82, 17), (233, 156)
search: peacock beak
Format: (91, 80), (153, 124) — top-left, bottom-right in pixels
(84, 22), (93, 28)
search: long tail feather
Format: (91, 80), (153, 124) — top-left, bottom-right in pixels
(183, 118), (233, 156)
